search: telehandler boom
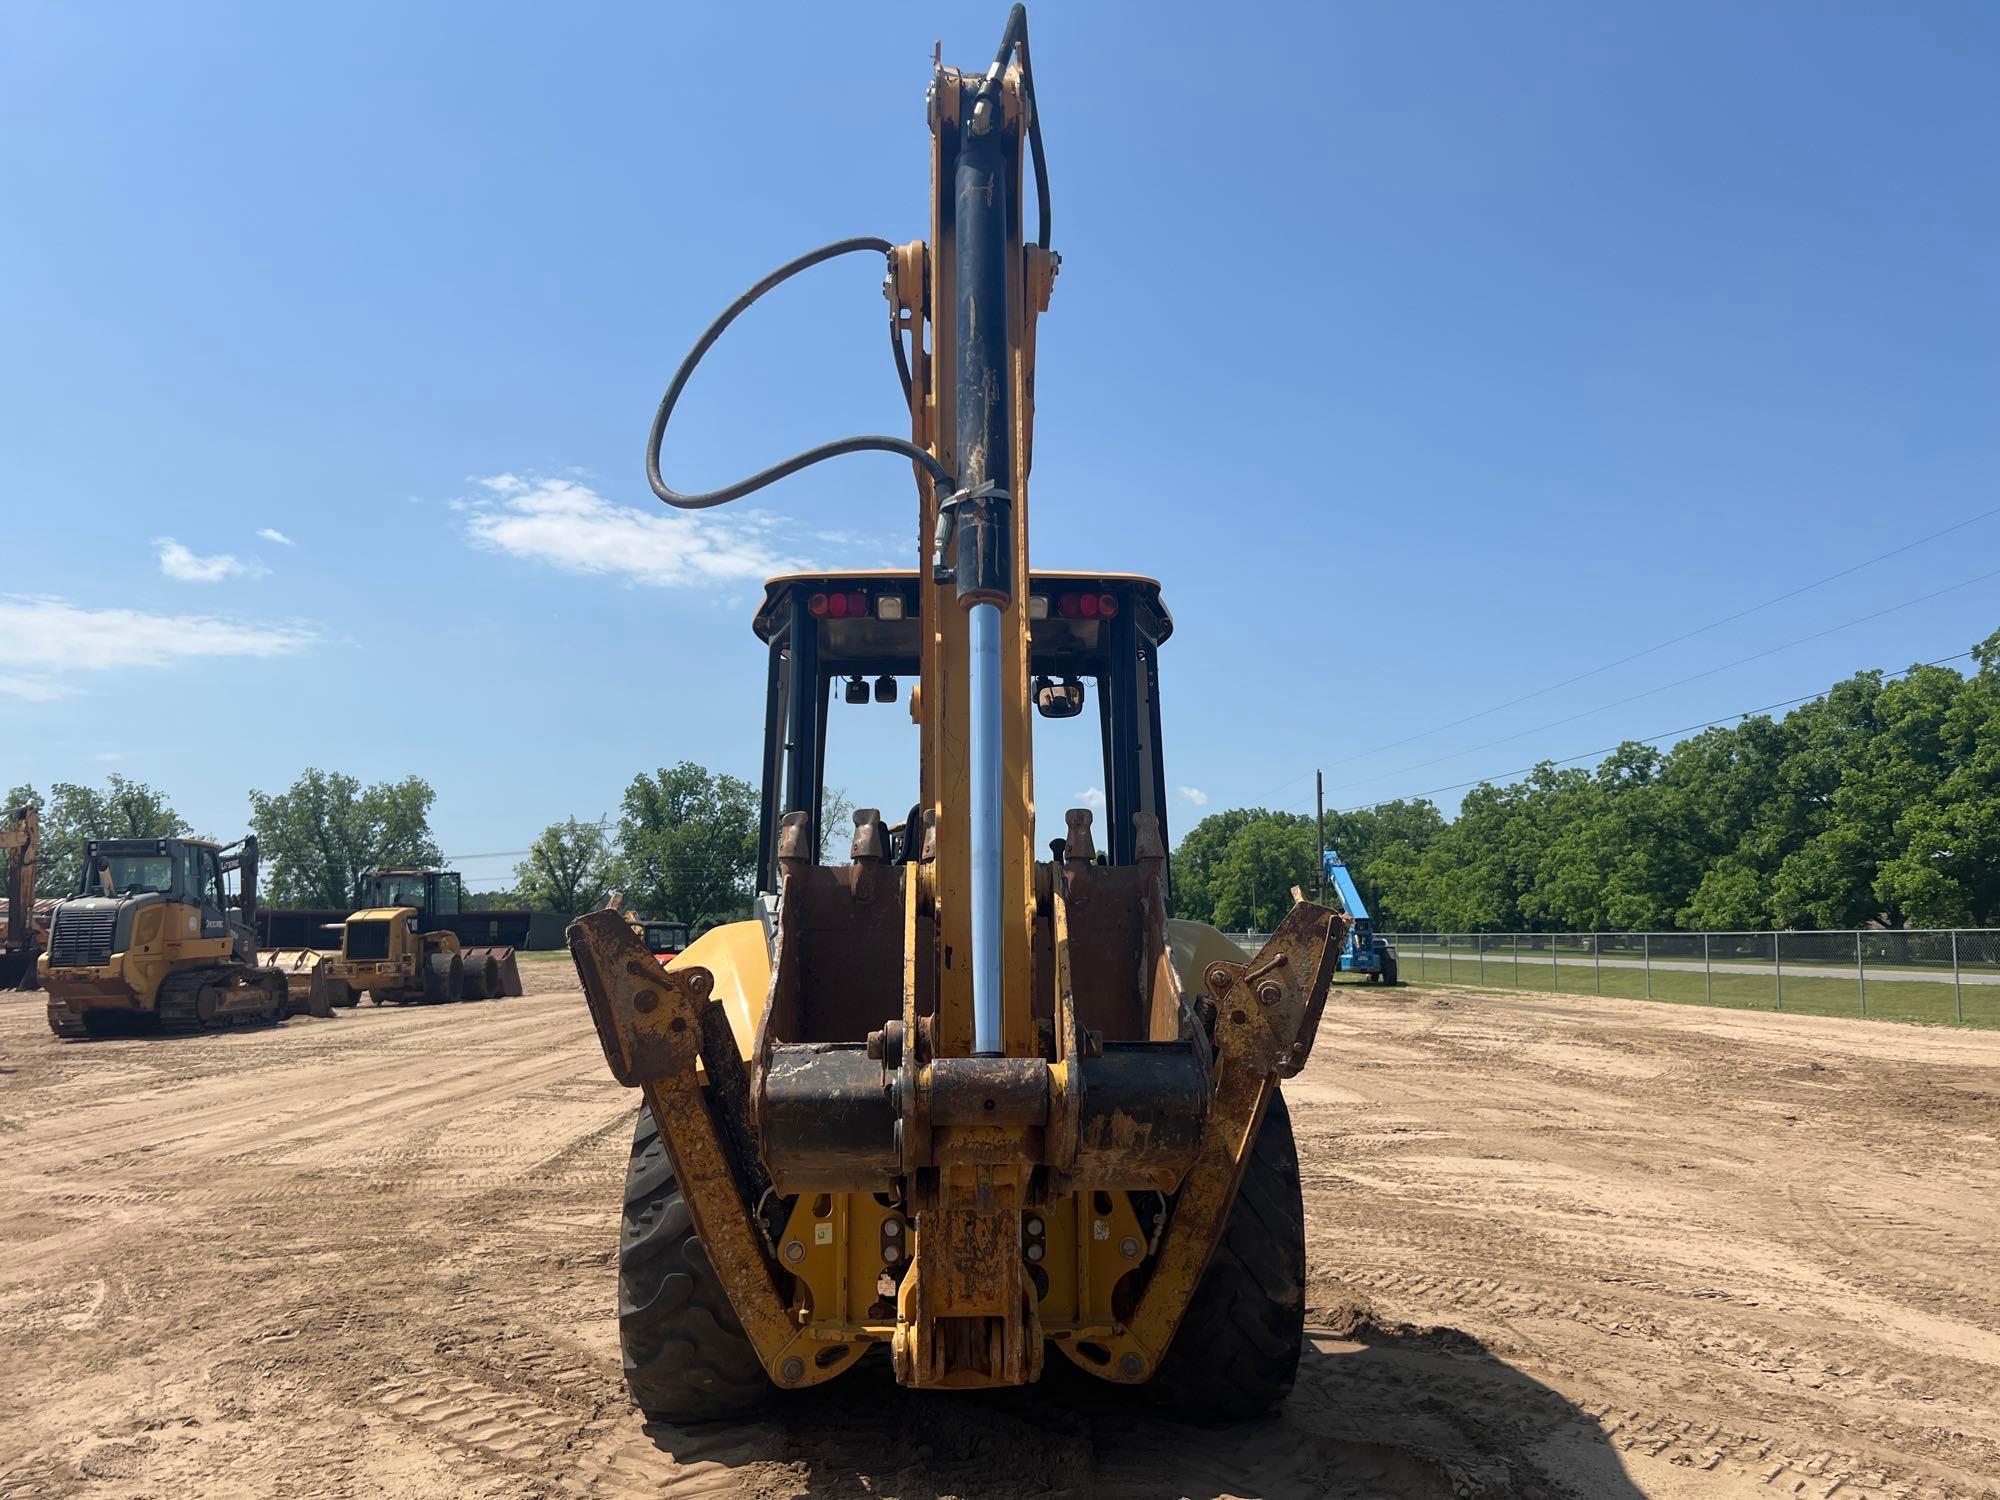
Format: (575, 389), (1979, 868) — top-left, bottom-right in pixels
(568, 6), (1346, 1418)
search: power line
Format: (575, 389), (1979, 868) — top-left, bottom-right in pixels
(1331, 649), (1974, 817)
(1319, 501), (2000, 777)
(1326, 561), (2000, 798)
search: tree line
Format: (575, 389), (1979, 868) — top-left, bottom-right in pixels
(5, 761), (766, 931)
(15, 628), (1996, 936)
(1170, 629), (2000, 934)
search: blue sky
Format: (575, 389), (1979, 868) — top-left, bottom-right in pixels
(4, 1), (1995, 891)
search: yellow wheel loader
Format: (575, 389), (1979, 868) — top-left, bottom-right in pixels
(324, 868), (523, 1004)
(42, 835), (291, 1038)
(568, 5), (1347, 1421)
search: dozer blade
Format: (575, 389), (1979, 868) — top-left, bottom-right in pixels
(263, 949), (345, 1016)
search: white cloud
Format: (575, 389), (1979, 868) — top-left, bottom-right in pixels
(0, 673), (70, 702)
(461, 474), (808, 589)
(257, 528), (295, 546)
(0, 595), (319, 700)
(156, 537), (265, 583)
(1177, 785), (1210, 807)
(1077, 786), (1106, 809)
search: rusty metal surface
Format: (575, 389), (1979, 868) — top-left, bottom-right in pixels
(759, 1043), (898, 1194)
(924, 1057), (1049, 1126)
(1070, 1043), (1209, 1189)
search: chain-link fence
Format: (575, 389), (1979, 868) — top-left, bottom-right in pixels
(1221, 929), (2000, 1027)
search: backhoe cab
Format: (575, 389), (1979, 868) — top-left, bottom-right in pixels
(42, 835), (289, 1037)
(569, 6), (1345, 1419)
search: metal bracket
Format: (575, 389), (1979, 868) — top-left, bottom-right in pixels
(567, 909), (865, 1391)
(1053, 898), (1345, 1384)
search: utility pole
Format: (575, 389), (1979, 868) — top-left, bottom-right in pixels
(1315, 771), (1326, 904)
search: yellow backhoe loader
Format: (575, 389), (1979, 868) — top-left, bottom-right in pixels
(0, 803), (42, 990)
(42, 834), (291, 1037)
(567, 5), (1346, 1421)
(323, 868), (523, 1004)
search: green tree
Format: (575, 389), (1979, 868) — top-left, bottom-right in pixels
(248, 770), (442, 907)
(819, 786), (855, 862)
(1209, 814), (1316, 932)
(1169, 807), (1262, 924)
(513, 816), (614, 920)
(6, 776), (189, 896)
(616, 762), (758, 930)
(1174, 630), (2000, 936)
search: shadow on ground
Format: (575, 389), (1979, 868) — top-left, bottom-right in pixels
(638, 1307), (1644, 1499)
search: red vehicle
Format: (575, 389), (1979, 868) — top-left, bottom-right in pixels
(637, 920), (689, 964)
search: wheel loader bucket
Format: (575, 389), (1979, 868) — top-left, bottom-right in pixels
(463, 945), (523, 998)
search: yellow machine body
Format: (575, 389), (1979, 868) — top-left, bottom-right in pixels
(327, 907), (459, 1002)
(569, 8), (1346, 1406)
(42, 900), (232, 1009)
(41, 834), (288, 1035)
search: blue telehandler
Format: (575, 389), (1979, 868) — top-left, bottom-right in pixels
(1322, 849), (1399, 984)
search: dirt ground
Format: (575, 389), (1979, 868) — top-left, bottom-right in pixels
(3, 965), (1998, 1500)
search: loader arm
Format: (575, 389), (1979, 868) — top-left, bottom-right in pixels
(572, 4), (1348, 1400)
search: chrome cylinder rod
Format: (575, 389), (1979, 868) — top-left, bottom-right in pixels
(969, 600), (1005, 1054)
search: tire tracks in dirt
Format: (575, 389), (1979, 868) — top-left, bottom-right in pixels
(4, 981), (2000, 1497)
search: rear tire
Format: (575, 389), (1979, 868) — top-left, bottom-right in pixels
(1382, 953), (1399, 986)
(422, 951), (464, 1004)
(619, 1106), (769, 1422)
(1149, 1088), (1305, 1420)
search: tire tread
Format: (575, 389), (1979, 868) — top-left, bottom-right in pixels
(1149, 1088), (1306, 1419)
(618, 1107), (769, 1421)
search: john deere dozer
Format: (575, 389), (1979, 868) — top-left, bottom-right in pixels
(42, 834), (290, 1037)
(569, 6), (1346, 1419)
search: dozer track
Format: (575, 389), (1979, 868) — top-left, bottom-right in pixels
(156, 967), (288, 1034)
(45, 999), (89, 1040)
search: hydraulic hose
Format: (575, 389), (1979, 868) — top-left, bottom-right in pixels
(988, 3), (1050, 250)
(644, 6), (1048, 512)
(645, 237), (952, 510)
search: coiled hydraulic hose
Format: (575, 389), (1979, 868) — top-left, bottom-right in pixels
(645, 237), (951, 508)
(644, 5), (1048, 514)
